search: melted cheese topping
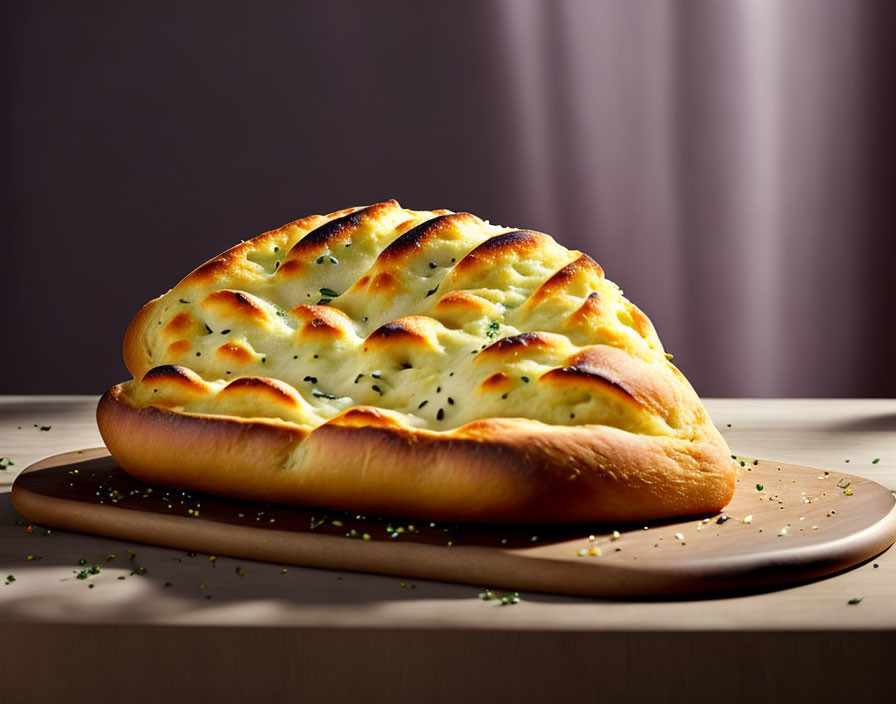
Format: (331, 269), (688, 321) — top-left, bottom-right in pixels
(124, 200), (702, 439)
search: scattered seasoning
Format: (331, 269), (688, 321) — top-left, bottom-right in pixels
(88, 584), (95, 589)
(178, 298), (190, 304)
(319, 287), (339, 299)
(400, 582), (416, 589)
(0, 457), (13, 469)
(221, 329), (231, 335)
(312, 390), (338, 400)
(872, 458), (880, 464)
(328, 256), (339, 264)
(235, 567), (245, 577)
(756, 484), (764, 491)
(316, 256), (324, 264)
(303, 376), (318, 384)
(716, 514), (730, 525)
(354, 374), (364, 383)
(478, 589), (495, 601)
(501, 393), (508, 399)
(610, 530), (621, 541)
(486, 321), (500, 339)
(33, 424), (52, 431)
(429, 262), (438, 269)
(437, 409), (444, 421)
(274, 246), (279, 252)
(447, 397), (454, 405)
(418, 400), (428, 409)
(4, 575), (15, 585)
(847, 597), (864, 605)
(425, 287), (438, 297)
(500, 592), (521, 605)
(281, 568), (288, 574)
(204, 324), (213, 334)
(371, 385), (383, 395)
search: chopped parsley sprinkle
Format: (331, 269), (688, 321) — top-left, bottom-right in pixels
(500, 592), (521, 605)
(0, 457), (13, 469)
(4, 575), (15, 585)
(486, 321), (500, 339)
(848, 597), (864, 605)
(755, 484), (764, 491)
(872, 458), (880, 464)
(235, 567), (245, 577)
(319, 287), (339, 299)
(478, 589), (494, 601)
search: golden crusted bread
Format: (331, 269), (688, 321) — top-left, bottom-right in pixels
(97, 200), (735, 523)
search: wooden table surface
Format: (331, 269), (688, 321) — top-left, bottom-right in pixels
(1, 396), (894, 703)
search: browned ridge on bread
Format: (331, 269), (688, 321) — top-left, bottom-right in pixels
(99, 200), (735, 524)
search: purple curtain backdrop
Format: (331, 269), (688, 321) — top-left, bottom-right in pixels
(2, 0), (894, 396)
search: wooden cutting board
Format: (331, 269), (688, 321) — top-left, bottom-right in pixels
(11, 448), (896, 597)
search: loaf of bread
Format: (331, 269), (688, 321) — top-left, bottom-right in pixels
(97, 200), (735, 523)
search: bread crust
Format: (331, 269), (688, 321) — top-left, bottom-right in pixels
(97, 384), (735, 524)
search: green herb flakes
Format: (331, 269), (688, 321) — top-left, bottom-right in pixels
(319, 287), (339, 299)
(235, 566), (245, 577)
(33, 424), (52, 431)
(872, 458), (880, 464)
(755, 484), (764, 491)
(500, 592), (521, 605)
(848, 597), (864, 605)
(4, 575), (15, 585)
(478, 589), (494, 601)
(0, 457), (14, 469)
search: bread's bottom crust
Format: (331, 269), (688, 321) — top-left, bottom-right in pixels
(96, 385), (736, 524)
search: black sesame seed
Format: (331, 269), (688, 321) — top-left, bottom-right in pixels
(372, 385), (383, 395)
(437, 409), (444, 420)
(354, 374), (364, 383)
(371, 373), (381, 379)
(313, 354), (319, 359)
(418, 400), (428, 409)
(195, 352), (201, 356)
(447, 398), (454, 405)
(221, 329), (231, 335)
(274, 246), (279, 252)
(425, 288), (438, 297)
(501, 393), (508, 399)
(521, 376), (529, 383)
(329, 256), (338, 264)
(303, 376), (318, 383)
(436, 386), (441, 393)
(429, 262), (437, 269)
(316, 256), (324, 264)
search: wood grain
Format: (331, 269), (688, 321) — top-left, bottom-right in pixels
(12, 448), (896, 596)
